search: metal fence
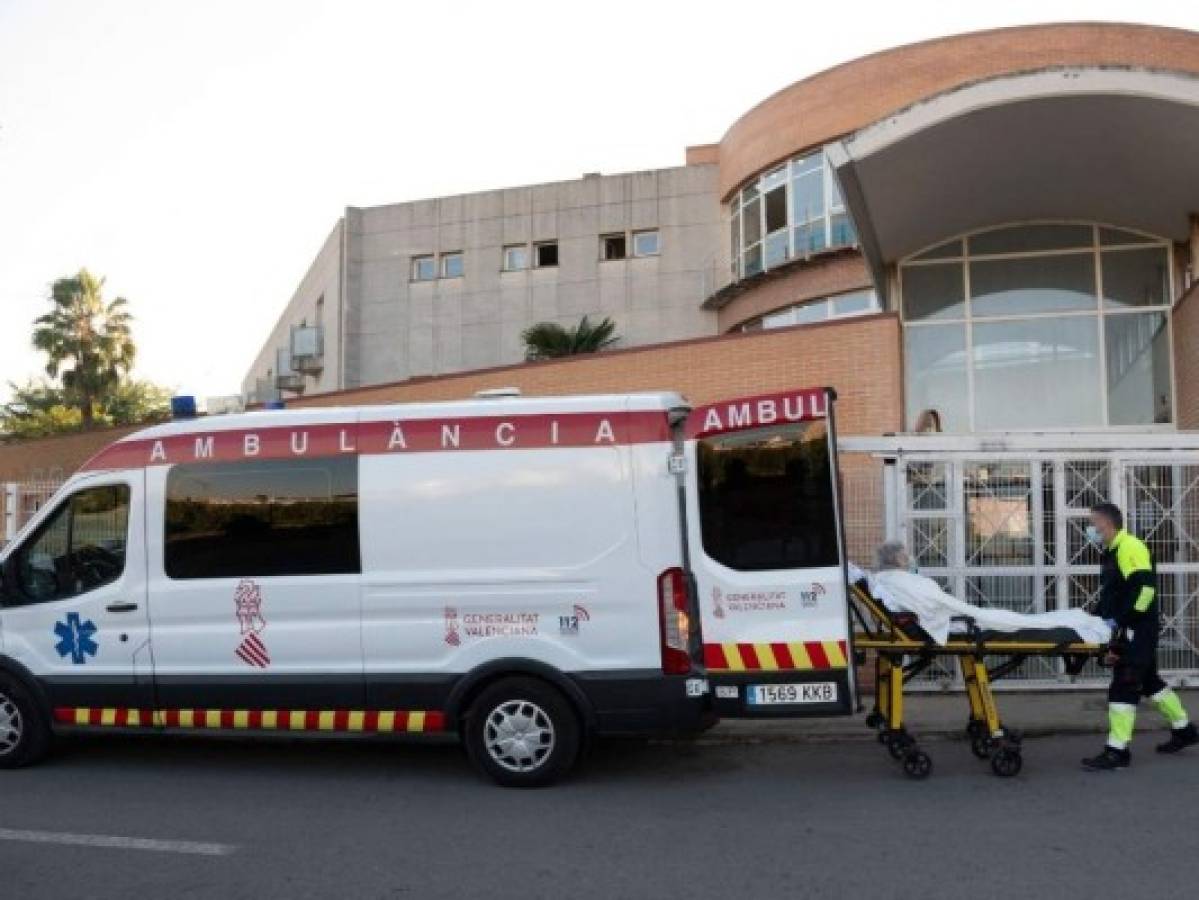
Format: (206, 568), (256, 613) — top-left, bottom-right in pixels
(839, 442), (1199, 688)
(2, 480), (64, 544)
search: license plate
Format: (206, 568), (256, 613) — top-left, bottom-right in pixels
(746, 682), (837, 706)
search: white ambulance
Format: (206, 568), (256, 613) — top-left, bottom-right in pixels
(0, 386), (853, 786)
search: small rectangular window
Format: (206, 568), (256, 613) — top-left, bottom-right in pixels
(601, 234), (627, 260)
(535, 242), (558, 268)
(165, 457), (360, 579)
(411, 256), (436, 281)
(632, 230), (659, 257)
(503, 245), (528, 271)
(440, 252), (464, 278)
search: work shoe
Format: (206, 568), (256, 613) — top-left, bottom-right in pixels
(1156, 723), (1199, 754)
(1082, 747), (1131, 771)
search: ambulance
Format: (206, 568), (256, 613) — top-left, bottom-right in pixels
(0, 386), (853, 786)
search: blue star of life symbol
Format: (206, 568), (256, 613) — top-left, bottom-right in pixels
(53, 613), (99, 665)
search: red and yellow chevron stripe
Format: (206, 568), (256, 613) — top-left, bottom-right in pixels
(53, 707), (446, 733)
(704, 640), (848, 672)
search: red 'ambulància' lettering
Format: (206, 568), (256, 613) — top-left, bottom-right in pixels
(139, 414), (623, 465)
(701, 392), (825, 435)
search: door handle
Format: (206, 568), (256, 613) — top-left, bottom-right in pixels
(106, 601), (139, 613)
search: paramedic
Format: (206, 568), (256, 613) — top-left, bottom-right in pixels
(1082, 502), (1198, 771)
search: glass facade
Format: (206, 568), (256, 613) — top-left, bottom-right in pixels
(901, 223), (1174, 432)
(729, 147), (857, 280)
(740, 288), (879, 332)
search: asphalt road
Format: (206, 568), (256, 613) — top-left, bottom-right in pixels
(2, 731), (1197, 900)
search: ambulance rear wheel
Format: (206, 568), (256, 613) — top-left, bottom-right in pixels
(0, 676), (50, 770)
(465, 677), (581, 788)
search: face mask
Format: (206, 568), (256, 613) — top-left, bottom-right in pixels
(1085, 525), (1102, 545)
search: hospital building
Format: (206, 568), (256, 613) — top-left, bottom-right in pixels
(8, 21), (1199, 681)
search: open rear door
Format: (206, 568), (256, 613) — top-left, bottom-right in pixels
(683, 387), (854, 718)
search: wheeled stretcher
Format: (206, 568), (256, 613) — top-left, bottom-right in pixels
(849, 579), (1109, 779)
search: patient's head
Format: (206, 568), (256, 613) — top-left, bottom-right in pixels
(875, 541), (910, 572)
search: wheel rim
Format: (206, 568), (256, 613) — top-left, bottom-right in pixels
(484, 699), (555, 774)
(0, 692), (22, 756)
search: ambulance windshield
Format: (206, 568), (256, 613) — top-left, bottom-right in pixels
(696, 420), (838, 572)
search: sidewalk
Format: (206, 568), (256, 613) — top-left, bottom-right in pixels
(700, 688), (1199, 744)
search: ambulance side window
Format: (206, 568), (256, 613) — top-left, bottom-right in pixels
(696, 422), (838, 571)
(9, 485), (130, 605)
(164, 457), (360, 579)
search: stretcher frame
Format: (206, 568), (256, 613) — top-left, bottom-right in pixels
(849, 581), (1108, 778)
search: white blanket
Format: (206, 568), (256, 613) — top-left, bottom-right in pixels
(851, 564), (1110, 646)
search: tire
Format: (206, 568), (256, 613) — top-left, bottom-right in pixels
(463, 677), (581, 788)
(902, 749), (933, 780)
(990, 748), (1023, 778)
(0, 675), (51, 770)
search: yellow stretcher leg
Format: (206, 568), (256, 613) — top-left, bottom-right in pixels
(966, 654), (1002, 737)
(886, 657), (904, 732)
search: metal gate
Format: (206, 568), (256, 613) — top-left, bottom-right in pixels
(841, 436), (1199, 687)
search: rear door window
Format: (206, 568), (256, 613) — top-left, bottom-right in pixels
(696, 421), (838, 571)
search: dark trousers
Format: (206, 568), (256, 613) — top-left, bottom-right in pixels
(1108, 660), (1168, 705)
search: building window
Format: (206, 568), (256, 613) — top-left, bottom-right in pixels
(535, 241), (558, 268)
(601, 234), (627, 260)
(740, 289), (878, 332)
(632, 229), (660, 257)
(411, 255), (436, 281)
(729, 146), (856, 280)
(165, 457), (360, 579)
(900, 222), (1174, 432)
(440, 252), (464, 278)
(503, 245), (528, 271)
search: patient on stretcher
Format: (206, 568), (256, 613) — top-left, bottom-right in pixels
(859, 542), (1111, 646)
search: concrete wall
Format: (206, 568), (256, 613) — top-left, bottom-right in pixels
(240, 220), (344, 398)
(245, 164), (724, 397)
(288, 313), (904, 439)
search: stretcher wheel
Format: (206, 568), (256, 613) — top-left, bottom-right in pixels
(966, 720), (986, 740)
(990, 748), (1023, 778)
(885, 732), (911, 760)
(902, 750), (933, 780)
(971, 736), (994, 760)
(865, 711), (884, 730)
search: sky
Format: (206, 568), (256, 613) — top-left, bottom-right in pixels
(1, 0), (1195, 403)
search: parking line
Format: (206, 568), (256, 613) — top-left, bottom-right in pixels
(0, 827), (236, 856)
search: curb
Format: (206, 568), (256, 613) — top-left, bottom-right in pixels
(686, 724), (1109, 746)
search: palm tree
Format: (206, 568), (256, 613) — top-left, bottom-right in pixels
(522, 315), (619, 361)
(32, 270), (136, 427)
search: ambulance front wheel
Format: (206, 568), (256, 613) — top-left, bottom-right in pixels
(464, 676), (581, 788)
(0, 675), (51, 770)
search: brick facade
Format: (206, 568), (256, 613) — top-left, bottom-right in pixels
(715, 252), (873, 333)
(288, 314), (903, 439)
(0, 424), (143, 482)
(0, 318), (902, 481)
(1173, 284), (1199, 429)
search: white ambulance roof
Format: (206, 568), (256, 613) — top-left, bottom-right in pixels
(121, 391), (689, 442)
